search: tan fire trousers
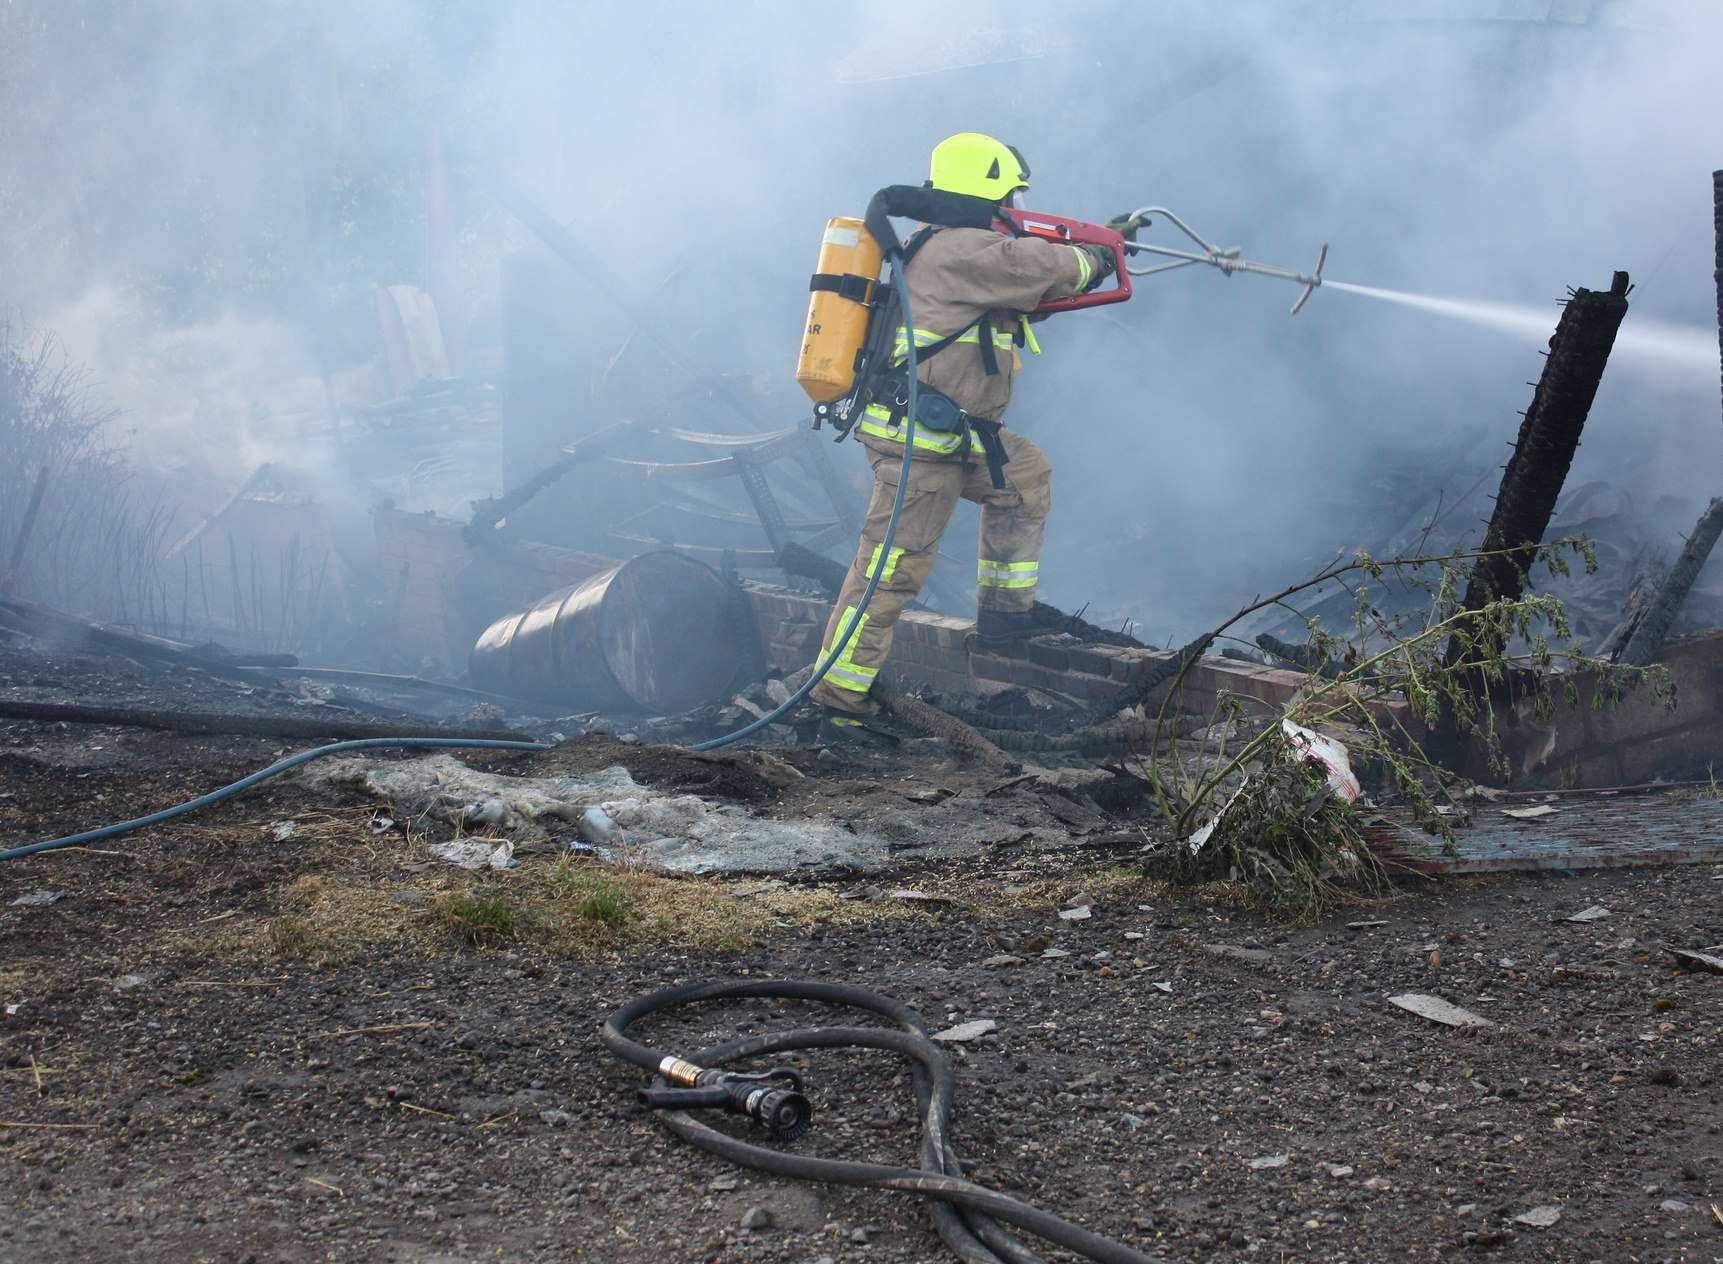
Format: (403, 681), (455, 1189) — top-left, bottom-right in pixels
(809, 429), (1051, 713)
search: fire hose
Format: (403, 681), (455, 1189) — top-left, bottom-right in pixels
(603, 977), (1157, 1264)
(687, 240), (925, 752)
(0, 737), (551, 862)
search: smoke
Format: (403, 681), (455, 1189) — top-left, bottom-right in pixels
(3, 0), (1721, 641)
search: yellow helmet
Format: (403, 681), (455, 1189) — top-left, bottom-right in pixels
(927, 133), (1030, 203)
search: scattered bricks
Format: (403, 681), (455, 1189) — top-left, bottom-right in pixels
(1026, 640), (1071, 672)
(1109, 653), (1150, 683)
(1065, 646), (1119, 677)
(916, 667), (973, 695)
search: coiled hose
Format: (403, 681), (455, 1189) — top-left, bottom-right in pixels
(0, 737), (550, 862)
(602, 978), (1156, 1264)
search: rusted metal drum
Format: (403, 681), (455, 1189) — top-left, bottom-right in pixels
(468, 552), (744, 714)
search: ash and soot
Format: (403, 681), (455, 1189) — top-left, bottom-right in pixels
(3, 4), (1723, 1263)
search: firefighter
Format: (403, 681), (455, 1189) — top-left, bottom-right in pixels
(809, 133), (1118, 737)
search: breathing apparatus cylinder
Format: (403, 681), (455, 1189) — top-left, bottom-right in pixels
(795, 216), (883, 402)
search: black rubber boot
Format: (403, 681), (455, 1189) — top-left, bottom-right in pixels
(974, 607), (1043, 647)
(815, 704), (914, 749)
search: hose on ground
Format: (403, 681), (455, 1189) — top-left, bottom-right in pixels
(602, 978), (1157, 1264)
(0, 736), (550, 862)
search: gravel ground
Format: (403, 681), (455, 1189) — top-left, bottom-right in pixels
(2, 744), (1721, 1263)
(1, 629), (1721, 1263)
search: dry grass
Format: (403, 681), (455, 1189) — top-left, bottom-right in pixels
(176, 806), (1177, 966)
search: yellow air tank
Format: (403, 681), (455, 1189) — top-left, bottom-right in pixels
(796, 216), (883, 402)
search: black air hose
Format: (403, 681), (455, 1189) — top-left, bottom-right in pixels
(602, 978), (1157, 1264)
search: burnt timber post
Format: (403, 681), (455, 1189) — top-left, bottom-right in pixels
(1444, 271), (1630, 670)
(1616, 173), (1723, 666)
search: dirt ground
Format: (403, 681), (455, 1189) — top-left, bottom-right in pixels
(1, 706), (1721, 1264)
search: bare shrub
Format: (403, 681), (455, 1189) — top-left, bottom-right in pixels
(0, 311), (176, 622)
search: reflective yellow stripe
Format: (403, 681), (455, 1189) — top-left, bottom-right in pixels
(866, 544), (905, 584)
(823, 665), (876, 691)
(978, 559), (1039, 590)
(859, 404), (984, 454)
(1073, 247), (1092, 291)
(822, 605), (877, 693)
(1022, 322), (1041, 356)
(892, 325), (1014, 363)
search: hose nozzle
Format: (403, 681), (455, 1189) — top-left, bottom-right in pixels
(639, 1062), (812, 1142)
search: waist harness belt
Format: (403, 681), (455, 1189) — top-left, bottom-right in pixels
(849, 224), (1024, 490)
(875, 369), (1009, 490)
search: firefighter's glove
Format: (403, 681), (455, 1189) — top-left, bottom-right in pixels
(1106, 211), (1149, 241)
(1077, 243), (1117, 291)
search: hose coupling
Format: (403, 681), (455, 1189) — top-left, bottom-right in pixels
(639, 1063), (812, 1142)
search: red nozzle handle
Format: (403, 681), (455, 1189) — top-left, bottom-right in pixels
(994, 208), (1134, 314)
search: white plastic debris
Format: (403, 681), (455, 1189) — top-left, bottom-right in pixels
(1248, 1154), (1289, 1170)
(579, 806), (624, 847)
(429, 840), (516, 870)
(931, 1019), (997, 1043)
(1185, 781), (1243, 854)
(269, 820), (297, 842)
(9, 890), (64, 908)
(1668, 947), (1723, 975)
(1512, 1206), (1562, 1228)
(1565, 904), (1610, 923)
(463, 799), (509, 827)
(1281, 720), (1362, 802)
(1503, 804), (1558, 820)
(1387, 993), (1492, 1029)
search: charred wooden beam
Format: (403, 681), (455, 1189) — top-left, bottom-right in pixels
(464, 418), (648, 542)
(1444, 272), (1630, 668)
(1615, 176), (1723, 665)
(1620, 498), (1723, 665)
(0, 595), (296, 670)
(0, 699), (530, 742)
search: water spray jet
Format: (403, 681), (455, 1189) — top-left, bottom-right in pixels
(1324, 278), (1714, 374)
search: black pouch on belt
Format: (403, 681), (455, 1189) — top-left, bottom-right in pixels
(881, 372), (1011, 490)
